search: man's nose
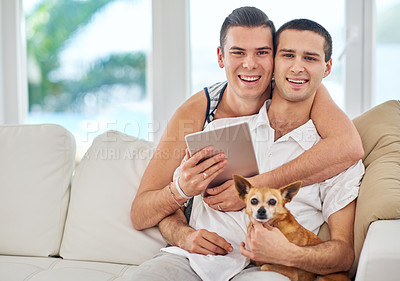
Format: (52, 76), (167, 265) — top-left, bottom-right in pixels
(243, 55), (257, 69)
(290, 57), (304, 73)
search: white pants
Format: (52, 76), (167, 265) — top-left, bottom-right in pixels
(129, 252), (290, 281)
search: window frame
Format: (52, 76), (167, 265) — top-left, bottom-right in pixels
(0, 0), (377, 137)
(345, 0), (376, 118)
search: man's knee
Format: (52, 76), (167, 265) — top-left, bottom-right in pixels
(129, 252), (201, 281)
(231, 266), (290, 281)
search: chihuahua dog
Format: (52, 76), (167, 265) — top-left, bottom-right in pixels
(233, 175), (350, 281)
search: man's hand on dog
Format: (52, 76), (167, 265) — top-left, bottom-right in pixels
(203, 179), (246, 211)
(183, 228), (233, 256)
(240, 220), (295, 265)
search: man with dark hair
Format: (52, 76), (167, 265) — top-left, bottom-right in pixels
(130, 9), (364, 281)
(275, 18), (332, 62)
(238, 18), (363, 279)
(219, 6), (276, 54)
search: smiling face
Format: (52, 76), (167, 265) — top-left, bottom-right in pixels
(218, 26), (274, 102)
(273, 29), (332, 103)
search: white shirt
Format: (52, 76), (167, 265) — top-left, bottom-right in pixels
(162, 100), (364, 281)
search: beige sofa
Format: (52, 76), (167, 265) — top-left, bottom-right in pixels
(0, 100), (398, 281)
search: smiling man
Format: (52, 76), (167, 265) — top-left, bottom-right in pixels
(216, 25), (274, 105)
(130, 8), (364, 281)
(238, 19), (363, 279)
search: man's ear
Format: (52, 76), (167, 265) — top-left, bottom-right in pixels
(233, 175), (252, 200)
(217, 46), (224, 68)
(323, 59), (332, 78)
(280, 181), (302, 203)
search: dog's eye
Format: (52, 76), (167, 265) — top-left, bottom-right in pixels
(268, 198), (276, 206)
(251, 198), (258, 205)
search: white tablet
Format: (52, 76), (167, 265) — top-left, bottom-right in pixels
(185, 122), (259, 188)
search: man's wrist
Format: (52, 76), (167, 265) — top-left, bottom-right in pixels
(175, 178), (192, 199)
(177, 226), (195, 250)
(282, 242), (301, 268)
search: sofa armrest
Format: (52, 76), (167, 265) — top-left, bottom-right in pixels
(355, 220), (400, 281)
(351, 100), (400, 276)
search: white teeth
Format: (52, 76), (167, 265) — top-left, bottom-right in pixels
(288, 78), (307, 84)
(240, 76), (260, 82)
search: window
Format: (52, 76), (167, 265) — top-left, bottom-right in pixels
(1, 1), (394, 145)
(24, 0), (152, 158)
(190, 0), (346, 108)
(375, 0), (400, 105)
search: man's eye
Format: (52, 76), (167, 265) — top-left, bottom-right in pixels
(283, 54), (294, 58)
(305, 56), (316, 61)
(251, 198), (258, 205)
(268, 198), (276, 206)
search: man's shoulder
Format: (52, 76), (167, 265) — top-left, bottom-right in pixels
(174, 90), (208, 123)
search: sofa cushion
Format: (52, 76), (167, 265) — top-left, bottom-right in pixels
(0, 255), (138, 281)
(60, 130), (166, 265)
(0, 124), (76, 257)
(351, 100), (400, 274)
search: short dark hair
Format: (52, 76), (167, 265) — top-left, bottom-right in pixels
(275, 19), (332, 62)
(220, 7), (276, 54)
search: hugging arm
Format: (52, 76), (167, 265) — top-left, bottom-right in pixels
(250, 85), (363, 188)
(206, 85), (363, 211)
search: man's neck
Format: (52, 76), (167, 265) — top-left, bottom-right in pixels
(268, 90), (314, 141)
(214, 84), (271, 119)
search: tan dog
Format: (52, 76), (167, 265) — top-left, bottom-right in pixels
(233, 175), (350, 281)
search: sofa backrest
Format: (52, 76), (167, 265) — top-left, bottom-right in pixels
(60, 130), (166, 265)
(0, 124), (76, 257)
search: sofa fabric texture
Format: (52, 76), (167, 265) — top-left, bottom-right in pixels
(0, 124), (75, 257)
(351, 100), (400, 274)
(60, 130), (165, 265)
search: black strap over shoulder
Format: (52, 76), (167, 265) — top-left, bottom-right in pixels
(184, 197), (194, 223)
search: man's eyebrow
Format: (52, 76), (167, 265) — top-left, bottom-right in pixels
(278, 48), (322, 58)
(256, 46), (273, 51)
(229, 46), (273, 51)
(304, 51), (322, 58)
(229, 46), (245, 51)
(278, 48), (295, 53)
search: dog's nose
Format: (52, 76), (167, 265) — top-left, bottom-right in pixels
(257, 207), (267, 219)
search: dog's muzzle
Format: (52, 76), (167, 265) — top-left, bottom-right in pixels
(256, 207), (267, 220)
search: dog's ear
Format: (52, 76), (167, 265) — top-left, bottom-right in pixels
(233, 174), (252, 200)
(280, 181), (302, 203)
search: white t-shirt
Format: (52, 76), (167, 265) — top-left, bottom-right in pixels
(162, 100), (365, 281)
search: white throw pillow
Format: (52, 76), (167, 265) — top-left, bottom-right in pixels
(0, 124), (76, 257)
(60, 130), (166, 265)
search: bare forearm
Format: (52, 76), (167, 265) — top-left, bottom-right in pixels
(251, 83), (362, 189)
(285, 239), (354, 275)
(131, 182), (188, 230)
(158, 209), (194, 247)
(250, 136), (361, 188)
